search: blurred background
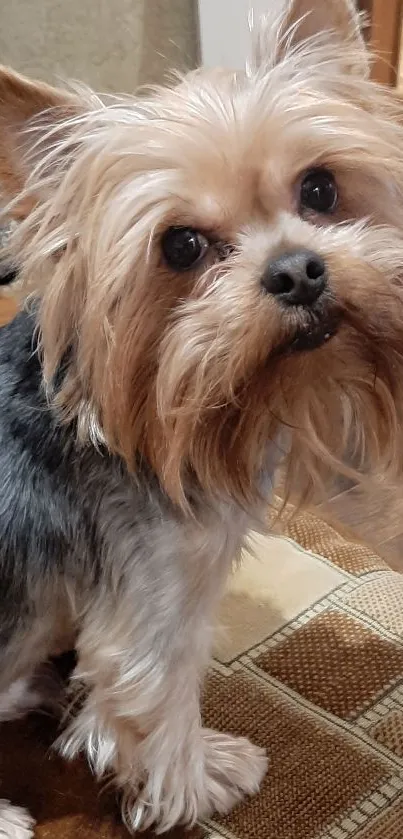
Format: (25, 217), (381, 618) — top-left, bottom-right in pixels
(358, 0), (402, 87)
(0, 0), (199, 92)
(0, 2), (401, 93)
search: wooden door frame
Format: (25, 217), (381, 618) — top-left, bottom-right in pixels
(362, 0), (402, 85)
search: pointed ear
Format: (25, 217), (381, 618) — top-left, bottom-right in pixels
(254, 0), (369, 77)
(0, 66), (80, 218)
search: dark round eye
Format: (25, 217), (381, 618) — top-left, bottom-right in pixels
(300, 168), (338, 214)
(161, 226), (209, 271)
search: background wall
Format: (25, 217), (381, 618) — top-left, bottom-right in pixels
(198, 0), (267, 70)
(0, 0), (199, 92)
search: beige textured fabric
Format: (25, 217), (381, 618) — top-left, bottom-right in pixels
(2, 511), (403, 838)
(0, 0), (198, 92)
(202, 514), (403, 839)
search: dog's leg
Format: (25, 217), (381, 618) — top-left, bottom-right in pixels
(0, 663), (65, 839)
(60, 518), (267, 833)
(0, 622), (69, 836)
(0, 660), (67, 723)
(0, 802), (35, 839)
(62, 614), (267, 832)
(0, 678), (43, 722)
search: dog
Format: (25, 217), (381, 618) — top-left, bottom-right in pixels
(3, 0), (403, 835)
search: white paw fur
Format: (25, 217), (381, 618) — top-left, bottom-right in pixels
(0, 801), (35, 839)
(123, 730), (268, 833)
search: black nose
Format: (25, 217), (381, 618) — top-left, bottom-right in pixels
(262, 249), (327, 305)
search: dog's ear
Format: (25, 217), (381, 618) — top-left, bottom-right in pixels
(0, 66), (79, 218)
(253, 0), (369, 78)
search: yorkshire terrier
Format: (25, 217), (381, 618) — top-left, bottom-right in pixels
(2, 0), (403, 836)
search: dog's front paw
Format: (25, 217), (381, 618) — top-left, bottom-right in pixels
(202, 729), (268, 814)
(122, 729), (267, 833)
(0, 801), (35, 839)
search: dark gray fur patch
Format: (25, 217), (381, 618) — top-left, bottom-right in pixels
(0, 306), (176, 670)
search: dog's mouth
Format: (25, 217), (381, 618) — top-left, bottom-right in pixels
(279, 298), (342, 355)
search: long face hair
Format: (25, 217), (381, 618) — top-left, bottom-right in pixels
(3, 0), (403, 508)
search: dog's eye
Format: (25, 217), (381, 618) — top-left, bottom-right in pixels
(300, 169), (338, 214)
(161, 227), (209, 271)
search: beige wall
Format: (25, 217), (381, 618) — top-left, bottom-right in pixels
(0, 0), (199, 92)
